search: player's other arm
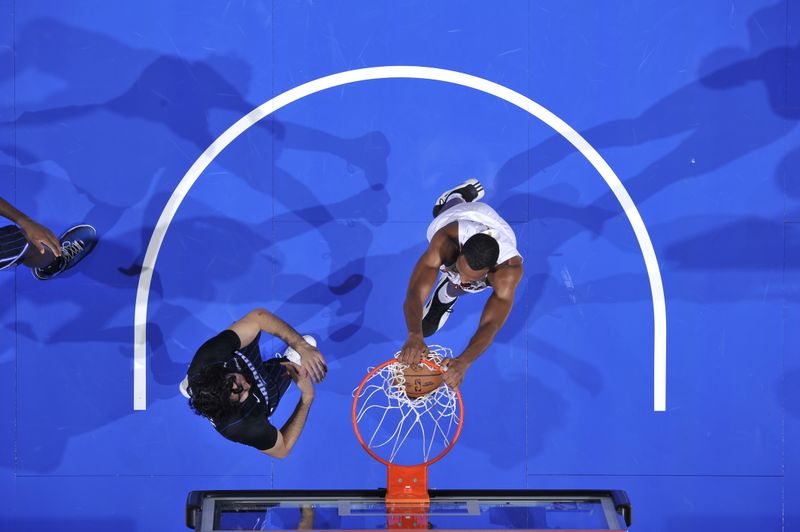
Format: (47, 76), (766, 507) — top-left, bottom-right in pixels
(400, 230), (450, 363)
(462, 260), (523, 362)
(228, 309), (327, 382)
(442, 260), (523, 388)
(260, 398), (313, 459)
(261, 363), (314, 459)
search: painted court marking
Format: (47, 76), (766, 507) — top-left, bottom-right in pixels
(133, 66), (667, 412)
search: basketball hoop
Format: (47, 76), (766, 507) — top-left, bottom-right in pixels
(352, 346), (464, 526)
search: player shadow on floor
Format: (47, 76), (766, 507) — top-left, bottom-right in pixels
(1, 16), (391, 188)
(0, 208), (274, 472)
(777, 143), (800, 216)
(493, 191), (609, 393)
(547, 126), (800, 300)
(496, 1), (797, 228)
(1, 17), (391, 199)
(0, 18), (397, 428)
(0, 203), (408, 473)
(490, 188), (795, 436)
(0, 17), (392, 322)
(548, 210), (800, 306)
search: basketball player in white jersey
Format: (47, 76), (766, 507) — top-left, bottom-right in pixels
(399, 179), (523, 389)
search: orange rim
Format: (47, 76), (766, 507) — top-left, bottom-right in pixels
(351, 358), (464, 467)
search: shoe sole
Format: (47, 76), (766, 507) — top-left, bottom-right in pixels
(432, 179), (486, 217)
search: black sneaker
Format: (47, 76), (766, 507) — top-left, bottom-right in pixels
(33, 224), (98, 280)
(421, 277), (458, 337)
(432, 178), (485, 218)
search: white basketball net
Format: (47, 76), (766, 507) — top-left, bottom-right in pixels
(353, 346), (461, 464)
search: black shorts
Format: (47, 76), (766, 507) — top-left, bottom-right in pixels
(0, 225), (29, 271)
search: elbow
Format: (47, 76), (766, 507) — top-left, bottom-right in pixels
(263, 446), (290, 459)
(273, 438), (292, 459)
(277, 445), (294, 459)
(248, 308), (273, 322)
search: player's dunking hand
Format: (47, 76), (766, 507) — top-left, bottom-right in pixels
(399, 334), (428, 365)
(440, 357), (469, 390)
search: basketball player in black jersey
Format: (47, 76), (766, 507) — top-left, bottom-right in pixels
(185, 308), (327, 458)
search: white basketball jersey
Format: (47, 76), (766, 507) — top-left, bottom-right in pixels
(426, 202), (522, 293)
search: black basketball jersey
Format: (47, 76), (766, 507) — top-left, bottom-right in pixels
(187, 330), (280, 451)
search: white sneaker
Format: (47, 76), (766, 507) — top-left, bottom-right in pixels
(432, 178), (485, 217)
(282, 335), (317, 366)
(179, 375), (191, 398)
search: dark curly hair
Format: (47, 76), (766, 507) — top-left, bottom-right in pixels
(462, 233), (500, 270)
(188, 364), (241, 422)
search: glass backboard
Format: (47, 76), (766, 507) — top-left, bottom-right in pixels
(186, 489), (632, 531)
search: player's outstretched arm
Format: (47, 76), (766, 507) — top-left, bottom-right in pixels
(442, 263), (522, 389)
(229, 309), (327, 382)
(400, 234), (448, 363)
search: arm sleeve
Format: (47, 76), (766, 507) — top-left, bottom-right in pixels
(223, 418), (279, 451)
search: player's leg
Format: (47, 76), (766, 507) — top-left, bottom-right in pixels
(421, 277), (467, 337)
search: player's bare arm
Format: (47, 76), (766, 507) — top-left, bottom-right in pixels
(0, 197), (61, 256)
(229, 309), (327, 383)
(261, 362), (315, 459)
(441, 259), (523, 389)
(400, 229), (458, 364)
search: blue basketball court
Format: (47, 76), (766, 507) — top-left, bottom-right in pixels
(0, 1), (797, 530)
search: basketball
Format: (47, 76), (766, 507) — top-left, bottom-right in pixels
(400, 363), (443, 398)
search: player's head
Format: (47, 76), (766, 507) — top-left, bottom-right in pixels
(188, 364), (247, 421)
(457, 233), (499, 282)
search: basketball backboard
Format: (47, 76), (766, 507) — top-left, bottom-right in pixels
(185, 489), (632, 531)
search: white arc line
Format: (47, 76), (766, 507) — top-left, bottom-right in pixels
(134, 66), (667, 412)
